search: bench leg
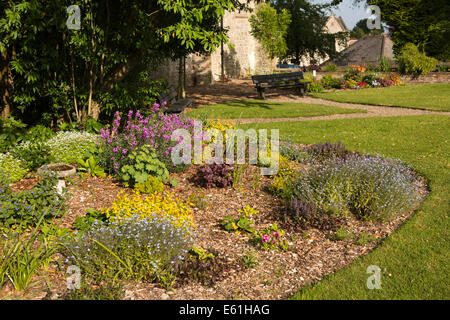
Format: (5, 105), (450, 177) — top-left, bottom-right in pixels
(300, 87), (305, 97)
(257, 88), (266, 100)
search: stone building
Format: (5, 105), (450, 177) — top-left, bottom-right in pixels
(298, 14), (351, 67)
(152, 2), (275, 86)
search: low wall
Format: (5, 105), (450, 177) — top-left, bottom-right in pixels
(273, 69), (450, 84)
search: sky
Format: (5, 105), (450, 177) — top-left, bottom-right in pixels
(312, 0), (369, 30)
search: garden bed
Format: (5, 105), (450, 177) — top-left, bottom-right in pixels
(2, 147), (427, 300)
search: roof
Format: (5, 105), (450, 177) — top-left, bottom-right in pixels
(332, 34), (394, 66)
(325, 14), (349, 33)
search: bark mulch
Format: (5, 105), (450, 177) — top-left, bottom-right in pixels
(7, 159), (427, 300)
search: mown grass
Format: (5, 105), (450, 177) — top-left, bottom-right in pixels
(310, 84), (450, 112)
(187, 100), (366, 119)
(242, 115), (450, 299)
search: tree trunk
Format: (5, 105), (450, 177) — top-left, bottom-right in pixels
(0, 48), (14, 118)
(178, 56), (186, 99)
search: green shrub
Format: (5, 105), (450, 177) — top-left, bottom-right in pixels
(0, 153), (28, 182)
(396, 43), (437, 76)
(323, 63), (338, 72)
(436, 64), (450, 72)
(0, 118), (27, 153)
(321, 75), (342, 89)
(10, 141), (56, 171)
(307, 80), (324, 93)
(46, 131), (99, 164)
(76, 156), (106, 178)
(24, 125), (56, 143)
(0, 170), (68, 227)
(290, 155), (422, 222)
(377, 57), (392, 72)
(221, 216), (255, 234)
(344, 68), (363, 82)
(362, 73), (378, 85)
(134, 176), (164, 194)
(121, 145), (169, 187)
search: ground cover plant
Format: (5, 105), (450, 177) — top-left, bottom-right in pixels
(187, 100), (366, 119)
(310, 84), (450, 112)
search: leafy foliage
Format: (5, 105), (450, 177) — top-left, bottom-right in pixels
(0, 0), (245, 124)
(273, 0), (349, 64)
(252, 224), (288, 251)
(0, 153), (28, 182)
(368, 0), (450, 60)
(104, 190), (194, 232)
(221, 215), (255, 234)
(396, 43), (438, 76)
(134, 176), (164, 194)
(73, 208), (108, 233)
(121, 146), (169, 187)
(76, 156), (106, 178)
(46, 131), (99, 164)
(237, 205), (259, 217)
(195, 164), (234, 188)
(249, 2), (291, 59)
(0, 170), (67, 227)
(11, 141), (56, 171)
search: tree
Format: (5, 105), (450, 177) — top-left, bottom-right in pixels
(0, 0), (250, 124)
(272, 0), (349, 65)
(350, 18), (384, 39)
(361, 0), (450, 60)
(249, 2), (291, 60)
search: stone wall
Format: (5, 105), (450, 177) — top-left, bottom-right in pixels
(151, 1), (276, 86)
(211, 3), (275, 80)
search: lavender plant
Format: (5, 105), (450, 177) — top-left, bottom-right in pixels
(306, 141), (353, 162)
(291, 154), (422, 222)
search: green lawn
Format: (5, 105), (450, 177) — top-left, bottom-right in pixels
(242, 115), (450, 299)
(310, 84), (450, 112)
(187, 100), (366, 119)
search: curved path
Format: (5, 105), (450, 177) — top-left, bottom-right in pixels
(186, 80), (450, 124)
(231, 96), (450, 124)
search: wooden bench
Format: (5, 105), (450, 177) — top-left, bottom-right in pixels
(251, 71), (310, 99)
(157, 85), (193, 114)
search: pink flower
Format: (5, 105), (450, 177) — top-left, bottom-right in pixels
(261, 234), (271, 243)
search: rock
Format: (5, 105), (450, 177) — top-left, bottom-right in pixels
(161, 293), (170, 300)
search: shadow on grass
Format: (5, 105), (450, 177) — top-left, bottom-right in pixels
(221, 100), (285, 110)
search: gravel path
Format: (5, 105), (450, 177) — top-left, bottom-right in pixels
(186, 79), (450, 124)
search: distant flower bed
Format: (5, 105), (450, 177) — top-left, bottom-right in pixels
(318, 68), (404, 92)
